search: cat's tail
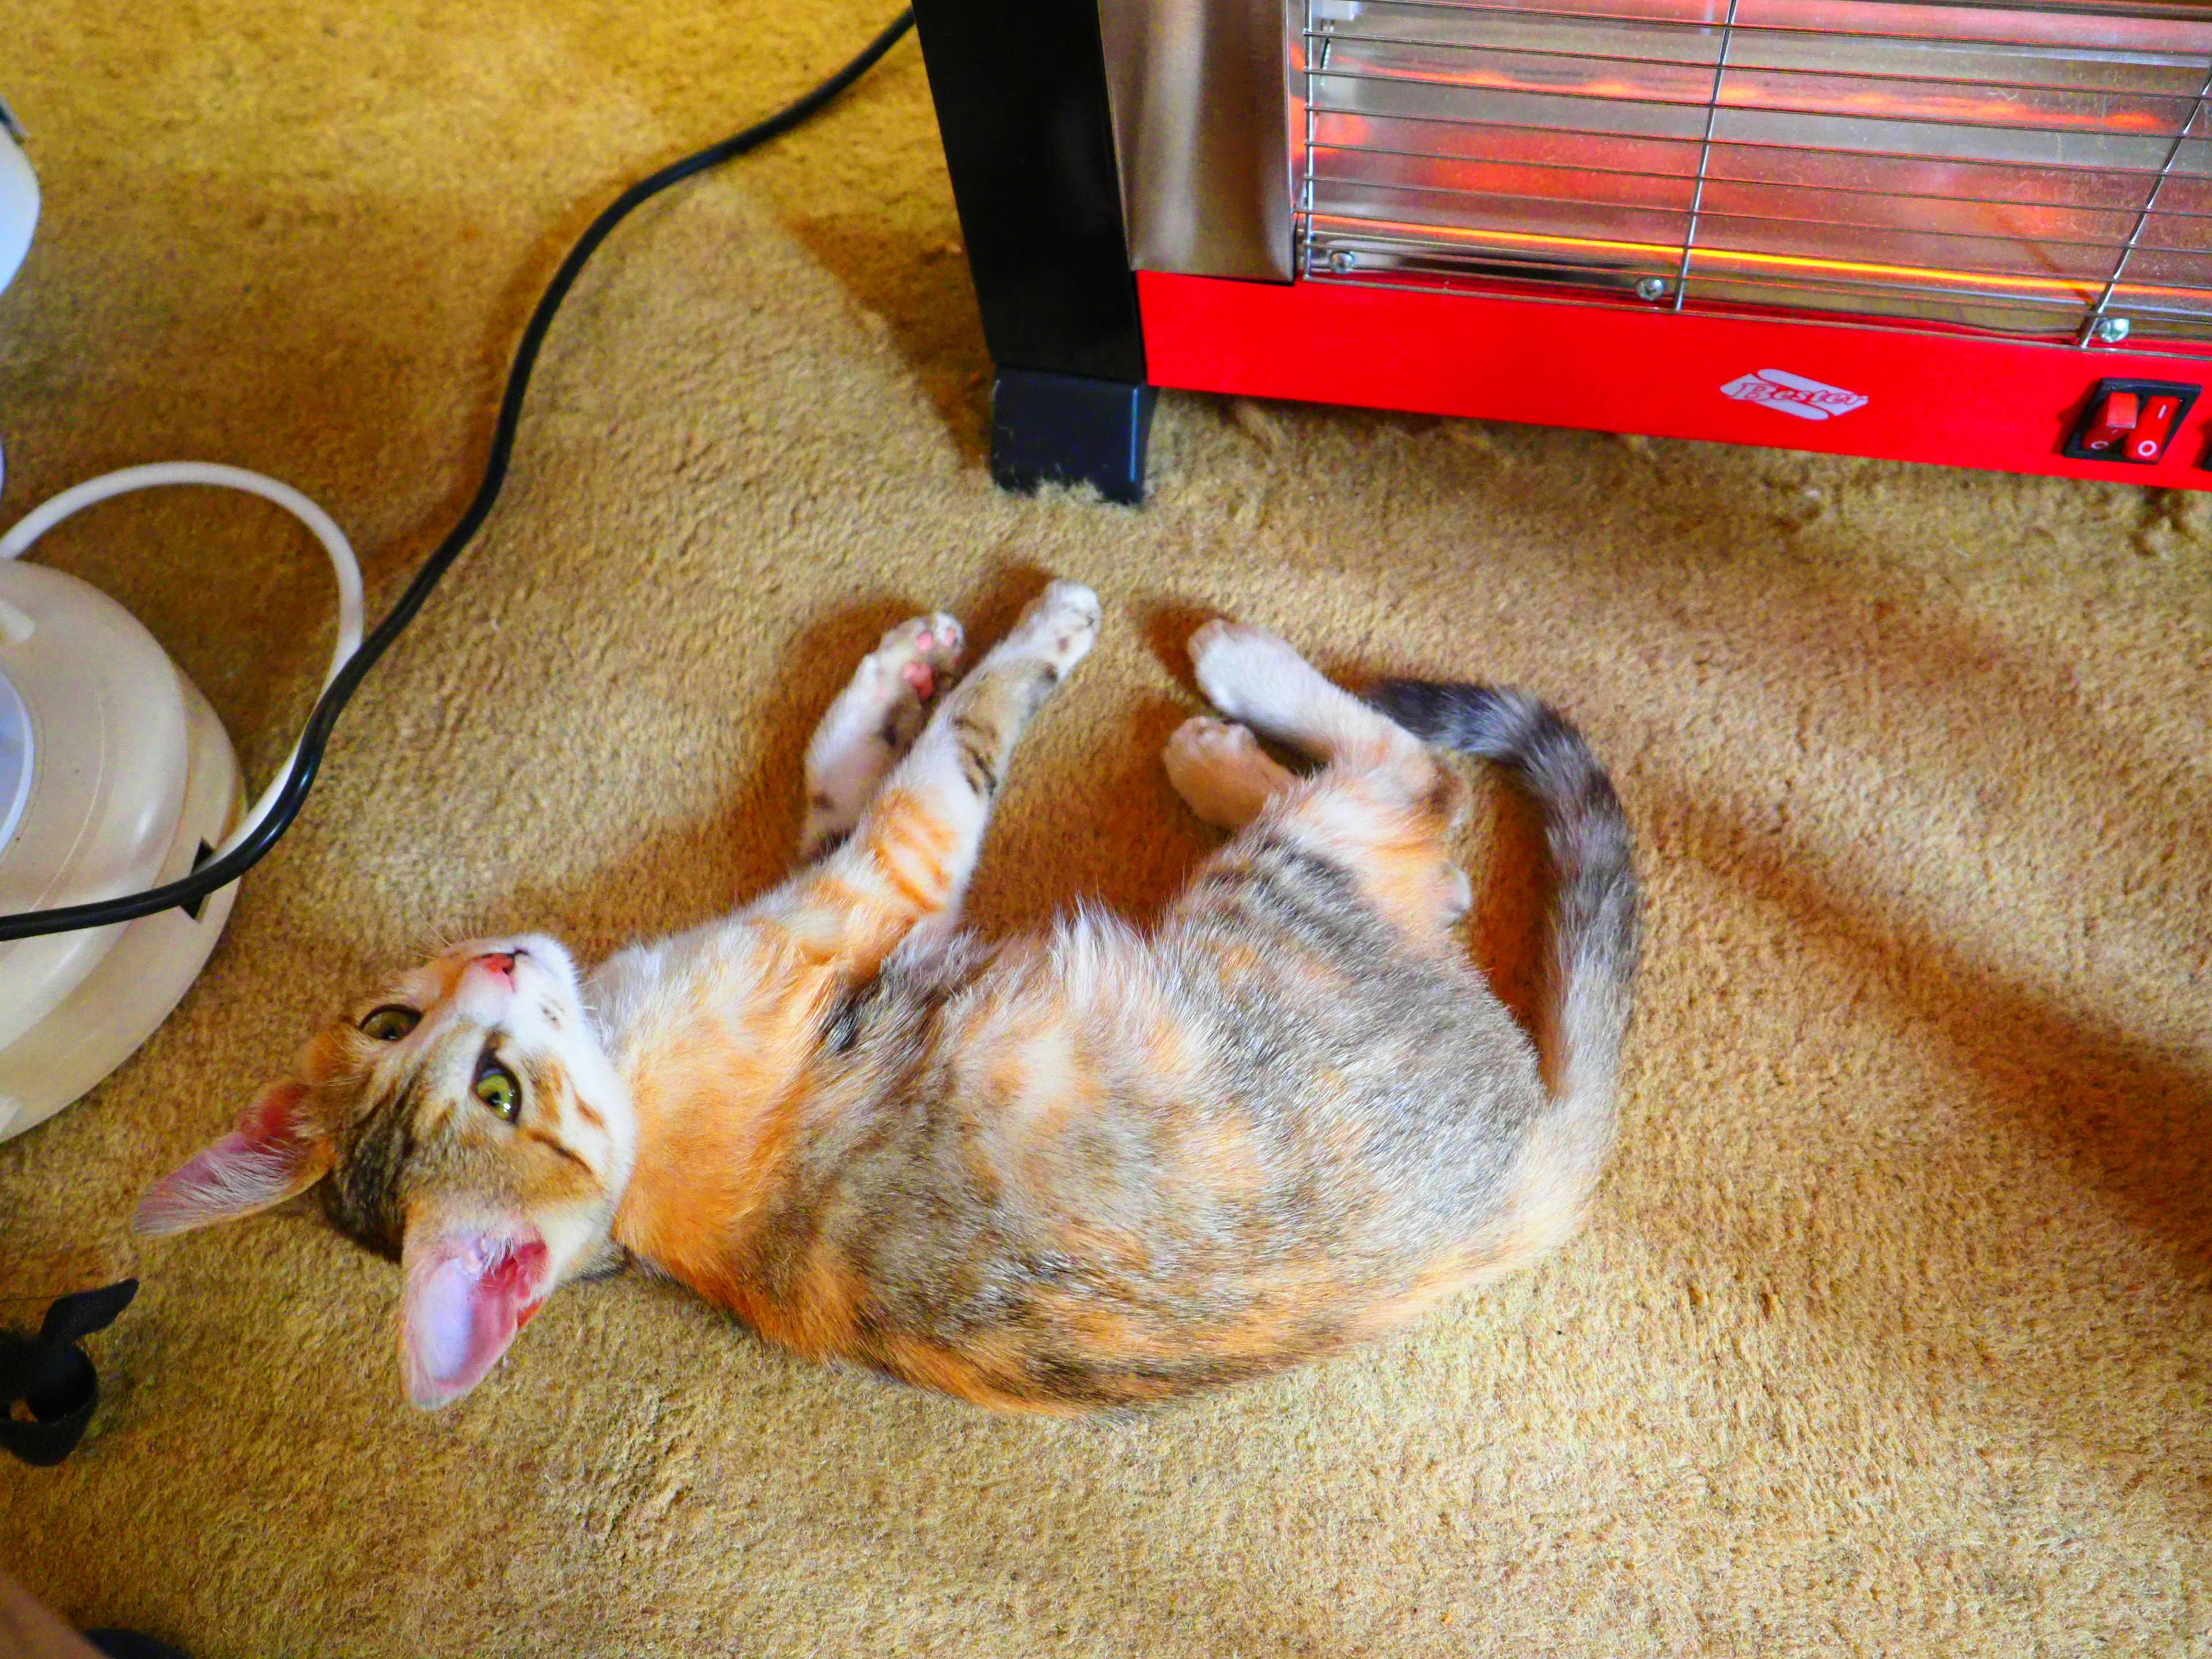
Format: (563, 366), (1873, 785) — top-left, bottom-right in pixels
(1366, 680), (1642, 1241)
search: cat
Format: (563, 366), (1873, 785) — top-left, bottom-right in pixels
(133, 581), (1639, 1414)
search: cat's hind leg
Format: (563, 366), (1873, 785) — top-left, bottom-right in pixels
(1185, 620), (1472, 946)
(1163, 716), (1298, 831)
(798, 613), (966, 862)
(1188, 619), (1419, 771)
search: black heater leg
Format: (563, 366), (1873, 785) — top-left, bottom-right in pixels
(990, 369), (1157, 506)
(910, 0), (1154, 503)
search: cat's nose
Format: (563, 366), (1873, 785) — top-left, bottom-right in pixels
(472, 952), (516, 987)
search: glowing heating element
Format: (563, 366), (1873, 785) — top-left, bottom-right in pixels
(1298, 0), (2212, 343)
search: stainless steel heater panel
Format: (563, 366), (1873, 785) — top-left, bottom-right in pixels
(1297, 0), (2212, 342)
(1098, 0), (1300, 279)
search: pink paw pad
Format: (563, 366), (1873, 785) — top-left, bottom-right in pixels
(902, 661), (936, 698)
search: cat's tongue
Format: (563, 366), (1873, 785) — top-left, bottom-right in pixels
(402, 1232), (548, 1408)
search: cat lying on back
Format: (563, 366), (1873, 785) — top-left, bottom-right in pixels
(135, 582), (1639, 1413)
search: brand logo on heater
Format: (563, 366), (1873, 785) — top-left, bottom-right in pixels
(1719, 368), (1870, 422)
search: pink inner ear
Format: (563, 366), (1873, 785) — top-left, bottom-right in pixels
(132, 1082), (327, 1236)
(402, 1231), (550, 1409)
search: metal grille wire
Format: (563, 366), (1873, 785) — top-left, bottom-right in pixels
(1298, 0), (2212, 340)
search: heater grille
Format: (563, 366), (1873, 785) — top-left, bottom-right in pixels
(1298, 0), (2212, 341)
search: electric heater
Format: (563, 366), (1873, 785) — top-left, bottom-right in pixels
(908, 0), (2212, 500)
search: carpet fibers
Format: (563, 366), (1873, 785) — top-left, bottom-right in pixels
(2, 2), (2209, 1654)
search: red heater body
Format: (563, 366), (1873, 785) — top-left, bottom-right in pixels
(909, 0), (2212, 499)
(1139, 271), (2212, 483)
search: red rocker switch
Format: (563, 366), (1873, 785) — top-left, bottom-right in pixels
(2065, 378), (2199, 464)
(2077, 391), (2140, 456)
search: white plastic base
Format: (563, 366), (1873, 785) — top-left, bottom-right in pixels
(0, 683), (240, 1141)
(0, 562), (243, 1142)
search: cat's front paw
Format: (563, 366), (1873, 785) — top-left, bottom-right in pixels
(874, 612), (965, 704)
(851, 612), (965, 756)
(1007, 579), (1102, 675)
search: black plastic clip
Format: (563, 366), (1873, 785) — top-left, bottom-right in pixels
(1, 1278), (138, 1467)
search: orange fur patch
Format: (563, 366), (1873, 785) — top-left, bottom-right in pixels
(741, 1245), (868, 1358)
(875, 1331), (1080, 1415)
(612, 949), (842, 1299)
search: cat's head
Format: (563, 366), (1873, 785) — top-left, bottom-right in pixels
(134, 935), (634, 1408)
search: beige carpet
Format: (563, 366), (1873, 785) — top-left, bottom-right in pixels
(4, 2), (2210, 1654)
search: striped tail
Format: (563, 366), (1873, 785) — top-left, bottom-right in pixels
(1367, 680), (1642, 1214)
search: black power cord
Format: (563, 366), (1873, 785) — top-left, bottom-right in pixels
(0, 9), (918, 943)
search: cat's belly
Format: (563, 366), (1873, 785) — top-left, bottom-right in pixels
(727, 948), (1551, 1411)
(616, 911), (1557, 1411)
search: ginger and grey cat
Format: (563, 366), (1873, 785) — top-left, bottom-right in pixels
(135, 582), (1639, 1414)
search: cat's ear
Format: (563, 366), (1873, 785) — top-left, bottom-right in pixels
(132, 1081), (332, 1236)
(399, 1226), (550, 1409)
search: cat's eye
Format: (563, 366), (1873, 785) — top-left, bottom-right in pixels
(474, 1058), (521, 1123)
(359, 1005), (419, 1042)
